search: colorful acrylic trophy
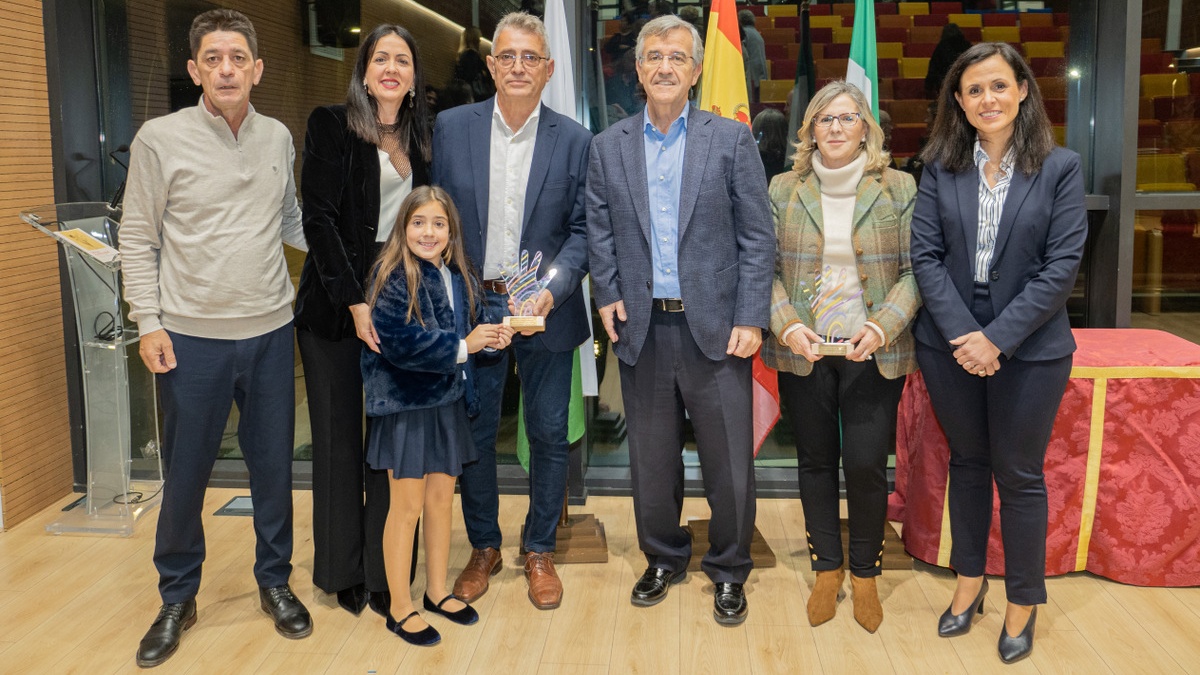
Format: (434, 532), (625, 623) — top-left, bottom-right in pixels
(800, 266), (864, 356)
(501, 249), (556, 333)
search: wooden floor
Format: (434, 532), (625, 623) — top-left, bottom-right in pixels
(1, 488), (1198, 674)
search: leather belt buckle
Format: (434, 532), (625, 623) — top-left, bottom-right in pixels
(653, 298), (685, 312)
(483, 279), (508, 294)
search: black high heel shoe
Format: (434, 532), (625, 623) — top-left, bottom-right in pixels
(367, 590), (391, 618)
(386, 611), (441, 646)
(336, 583), (367, 616)
(998, 606), (1037, 664)
(424, 594), (480, 626)
(938, 579), (989, 637)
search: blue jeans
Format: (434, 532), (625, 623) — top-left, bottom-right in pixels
(154, 323), (295, 603)
(458, 290), (573, 553)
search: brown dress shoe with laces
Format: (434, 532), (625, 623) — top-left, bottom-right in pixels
(524, 552), (562, 609)
(453, 547), (502, 603)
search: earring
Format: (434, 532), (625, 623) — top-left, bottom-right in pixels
(362, 80), (368, 92)
(409, 88), (416, 107)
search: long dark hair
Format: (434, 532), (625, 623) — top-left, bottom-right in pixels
(921, 42), (1055, 175)
(346, 24), (432, 163)
(367, 186), (478, 327)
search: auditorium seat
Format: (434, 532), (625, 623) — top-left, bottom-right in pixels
(878, 58), (900, 78)
(809, 15), (843, 29)
(1154, 96), (1198, 121)
(877, 15), (913, 29)
(1139, 120), (1165, 147)
(898, 2), (930, 15)
(1043, 98), (1067, 124)
(766, 4), (798, 17)
(878, 78), (894, 100)
(1019, 12), (1055, 27)
(832, 3), (855, 17)
(1053, 125), (1066, 146)
(900, 58), (931, 79)
(736, 5), (765, 17)
(960, 27), (982, 42)
(1141, 53), (1176, 74)
(948, 13), (982, 27)
(877, 42), (904, 59)
(1136, 153), (1191, 186)
(816, 58), (849, 79)
(909, 26), (943, 43)
(824, 43), (850, 59)
(1024, 42), (1066, 59)
(877, 27), (910, 43)
(771, 60), (797, 81)
(810, 27), (833, 44)
(833, 27), (854, 43)
(1054, 12), (1071, 26)
(1165, 120), (1200, 149)
(759, 79), (792, 103)
(1140, 97), (1156, 119)
(931, 2), (963, 12)
(913, 14), (948, 27)
(765, 44), (787, 61)
(893, 78), (926, 99)
(1142, 38), (1162, 53)
(875, 2), (900, 14)
(1038, 77), (1067, 98)
(763, 28), (797, 44)
(1020, 26), (1061, 42)
(1142, 73), (1190, 99)
(808, 3), (830, 15)
(754, 16), (773, 32)
(1030, 57), (1066, 77)
(904, 43), (936, 58)
(982, 12), (1018, 26)
(886, 99), (931, 124)
(891, 124), (926, 154)
(774, 16), (800, 30)
(982, 26), (1021, 42)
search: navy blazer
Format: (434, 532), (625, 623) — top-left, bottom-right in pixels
(586, 107), (776, 365)
(295, 105), (429, 340)
(910, 146), (1087, 361)
(362, 260), (482, 418)
(430, 99), (593, 353)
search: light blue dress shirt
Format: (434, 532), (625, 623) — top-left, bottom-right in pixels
(643, 107), (689, 298)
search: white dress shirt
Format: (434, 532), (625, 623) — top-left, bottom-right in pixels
(485, 101), (541, 280)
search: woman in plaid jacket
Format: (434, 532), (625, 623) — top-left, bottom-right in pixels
(762, 81), (921, 635)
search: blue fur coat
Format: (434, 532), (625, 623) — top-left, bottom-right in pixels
(362, 258), (483, 418)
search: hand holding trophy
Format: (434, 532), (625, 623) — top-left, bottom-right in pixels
(501, 249), (556, 333)
(801, 266), (864, 357)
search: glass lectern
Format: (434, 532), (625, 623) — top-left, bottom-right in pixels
(20, 202), (163, 536)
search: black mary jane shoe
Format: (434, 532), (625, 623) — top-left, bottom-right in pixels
(336, 583), (367, 616)
(367, 590), (391, 618)
(387, 611), (441, 646)
(424, 594), (480, 625)
(998, 606), (1037, 664)
(938, 579), (989, 638)
(713, 582), (748, 626)
(631, 567), (687, 607)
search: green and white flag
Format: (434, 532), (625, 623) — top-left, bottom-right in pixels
(846, 0), (878, 112)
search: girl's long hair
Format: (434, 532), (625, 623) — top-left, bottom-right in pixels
(367, 186), (478, 326)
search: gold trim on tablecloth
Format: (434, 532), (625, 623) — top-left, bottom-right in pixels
(938, 476), (953, 567)
(1076, 377), (1108, 571)
(1071, 366), (1200, 379)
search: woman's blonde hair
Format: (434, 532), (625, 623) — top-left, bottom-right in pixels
(791, 81), (891, 176)
(367, 185), (478, 326)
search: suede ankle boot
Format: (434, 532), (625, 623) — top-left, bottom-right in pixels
(807, 568), (845, 626)
(850, 574), (883, 633)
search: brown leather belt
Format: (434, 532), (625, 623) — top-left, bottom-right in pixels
(482, 279), (508, 294)
(652, 298), (685, 312)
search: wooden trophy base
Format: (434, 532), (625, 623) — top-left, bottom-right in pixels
(520, 513), (609, 564)
(685, 520), (777, 570)
(504, 315), (545, 332)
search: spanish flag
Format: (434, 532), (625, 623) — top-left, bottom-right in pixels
(699, 0), (780, 456)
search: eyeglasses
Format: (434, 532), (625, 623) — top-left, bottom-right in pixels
(813, 112), (862, 128)
(494, 52), (550, 69)
(640, 51), (693, 67)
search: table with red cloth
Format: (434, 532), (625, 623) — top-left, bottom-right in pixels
(887, 328), (1200, 587)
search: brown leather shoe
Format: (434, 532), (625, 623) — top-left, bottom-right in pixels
(453, 547), (502, 603)
(523, 552), (562, 610)
(807, 567), (845, 627)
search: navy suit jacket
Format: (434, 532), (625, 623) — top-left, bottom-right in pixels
(910, 146), (1087, 361)
(586, 107), (776, 365)
(430, 99), (593, 353)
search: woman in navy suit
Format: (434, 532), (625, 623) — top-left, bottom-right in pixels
(294, 24), (431, 616)
(910, 42), (1086, 664)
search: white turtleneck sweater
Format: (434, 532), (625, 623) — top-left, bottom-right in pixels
(809, 152), (868, 341)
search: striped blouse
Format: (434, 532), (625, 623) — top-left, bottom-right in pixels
(973, 140), (1015, 283)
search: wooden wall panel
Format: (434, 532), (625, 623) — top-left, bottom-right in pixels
(0, 0), (73, 529)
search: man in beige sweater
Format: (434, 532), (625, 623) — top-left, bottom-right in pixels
(118, 9), (310, 668)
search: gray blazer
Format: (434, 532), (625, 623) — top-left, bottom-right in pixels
(586, 107), (776, 365)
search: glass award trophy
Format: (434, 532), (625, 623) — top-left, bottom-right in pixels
(501, 249), (556, 333)
(801, 266), (864, 357)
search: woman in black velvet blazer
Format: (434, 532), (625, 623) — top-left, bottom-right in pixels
(294, 23), (431, 617)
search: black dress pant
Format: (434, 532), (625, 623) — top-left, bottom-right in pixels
(779, 361), (905, 578)
(915, 283), (1072, 605)
(618, 309), (757, 584)
(298, 329), (390, 594)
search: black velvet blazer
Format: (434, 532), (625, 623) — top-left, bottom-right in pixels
(294, 104), (430, 340)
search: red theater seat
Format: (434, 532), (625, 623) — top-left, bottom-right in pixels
(774, 16), (800, 30)
(893, 78), (927, 99)
(931, 2), (963, 12)
(877, 27), (910, 42)
(875, 2), (899, 14)
(810, 27), (833, 43)
(983, 13), (1018, 26)
(771, 59), (797, 80)
(824, 43), (850, 59)
(914, 14), (949, 27)
(878, 59), (900, 78)
(1043, 98), (1067, 124)
(1154, 96), (1199, 121)
(1141, 53), (1176, 74)
(905, 43), (936, 58)
(1029, 57), (1066, 77)
(1021, 26), (1062, 42)
(891, 125), (926, 154)
(809, 4), (831, 15)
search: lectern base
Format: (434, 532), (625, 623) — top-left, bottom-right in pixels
(45, 479), (163, 537)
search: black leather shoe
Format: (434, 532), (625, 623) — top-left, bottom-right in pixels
(387, 611), (441, 646)
(259, 585), (313, 639)
(337, 583), (367, 616)
(713, 582), (748, 625)
(938, 579), (989, 637)
(367, 590), (391, 618)
(998, 606), (1037, 664)
(631, 567), (686, 607)
(424, 594), (479, 625)
(136, 599), (197, 668)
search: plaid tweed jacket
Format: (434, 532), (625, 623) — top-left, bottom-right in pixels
(762, 165), (921, 379)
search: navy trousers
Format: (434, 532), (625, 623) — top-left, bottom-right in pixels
(459, 289), (573, 553)
(155, 323), (296, 604)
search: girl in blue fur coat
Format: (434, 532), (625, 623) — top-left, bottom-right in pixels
(362, 186), (512, 645)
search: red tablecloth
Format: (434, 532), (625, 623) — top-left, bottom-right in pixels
(888, 329), (1200, 586)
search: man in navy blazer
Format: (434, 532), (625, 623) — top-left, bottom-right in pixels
(431, 11), (591, 610)
(586, 16), (775, 625)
